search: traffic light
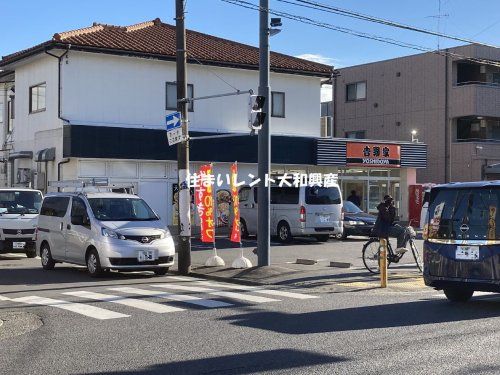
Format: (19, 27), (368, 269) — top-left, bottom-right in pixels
(248, 95), (266, 130)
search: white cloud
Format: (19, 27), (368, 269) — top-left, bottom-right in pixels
(295, 53), (341, 67)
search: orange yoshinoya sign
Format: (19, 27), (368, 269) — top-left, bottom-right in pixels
(346, 143), (401, 168)
(229, 163), (241, 243)
(195, 164), (215, 243)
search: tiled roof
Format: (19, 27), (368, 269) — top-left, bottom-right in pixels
(0, 18), (332, 77)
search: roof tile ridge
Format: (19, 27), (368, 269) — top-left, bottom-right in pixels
(125, 19), (158, 32)
(53, 24), (105, 41)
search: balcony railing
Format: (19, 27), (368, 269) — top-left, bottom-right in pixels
(455, 81), (500, 88)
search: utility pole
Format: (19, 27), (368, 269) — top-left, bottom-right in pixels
(176, 0), (191, 274)
(257, 0), (271, 266)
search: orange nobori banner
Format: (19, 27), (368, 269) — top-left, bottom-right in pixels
(230, 162), (241, 243)
(346, 142), (401, 168)
(195, 164), (215, 243)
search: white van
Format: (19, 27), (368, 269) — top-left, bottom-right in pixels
(239, 185), (343, 242)
(36, 191), (175, 277)
(0, 188), (43, 258)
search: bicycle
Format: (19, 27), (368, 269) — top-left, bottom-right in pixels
(362, 224), (423, 274)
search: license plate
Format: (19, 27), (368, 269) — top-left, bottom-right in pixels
(138, 250), (155, 262)
(319, 215), (331, 223)
(13, 242), (26, 249)
(456, 246), (479, 260)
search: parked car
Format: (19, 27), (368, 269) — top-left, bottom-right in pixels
(340, 201), (376, 239)
(0, 188), (43, 258)
(423, 181), (500, 302)
(239, 184), (343, 243)
(36, 191), (175, 277)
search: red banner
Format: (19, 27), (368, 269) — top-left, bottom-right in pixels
(195, 164), (214, 243)
(229, 163), (241, 243)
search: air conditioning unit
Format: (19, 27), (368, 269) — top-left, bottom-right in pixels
(320, 116), (333, 138)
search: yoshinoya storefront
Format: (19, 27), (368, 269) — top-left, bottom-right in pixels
(55, 125), (427, 228)
(316, 138), (427, 219)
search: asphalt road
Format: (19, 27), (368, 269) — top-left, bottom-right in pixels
(1, 251), (499, 375)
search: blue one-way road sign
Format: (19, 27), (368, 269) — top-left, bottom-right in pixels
(165, 112), (182, 131)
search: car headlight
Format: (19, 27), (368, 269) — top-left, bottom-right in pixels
(101, 227), (125, 240)
(347, 220), (365, 226)
(159, 230), (172, 239)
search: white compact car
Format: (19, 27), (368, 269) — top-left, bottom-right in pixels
(0, 188), (43, 258)
(36, 192), (175, 277)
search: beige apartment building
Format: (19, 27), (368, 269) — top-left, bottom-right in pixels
(333, 44), (500, 183)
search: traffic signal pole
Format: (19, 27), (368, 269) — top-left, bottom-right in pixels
(175, 0), (191, 275)
(257, 0), (271, 266)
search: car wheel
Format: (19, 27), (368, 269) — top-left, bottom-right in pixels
(26, 249), (37, 258)
(443, 288), (474, 302)
(314, 234), (330, 242)
(154, 268), (169, 276)
(40, 243), (55, 270)
(86, 248), (104, 278)
(240, 219), (249, 239)
(277, 221), (292, 243)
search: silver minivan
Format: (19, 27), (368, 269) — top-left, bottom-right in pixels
(239, 185), (343, 242)
(36, 192), (175, 277)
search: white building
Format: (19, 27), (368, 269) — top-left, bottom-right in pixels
(0, 18), (426, 225)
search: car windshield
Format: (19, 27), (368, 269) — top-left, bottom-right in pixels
(427, 187), (500, 240)
(305, 186), (341, 205)
(0, 190), (43, 214)
(344, 200), (363, 213)
(88, 198), (159, 221)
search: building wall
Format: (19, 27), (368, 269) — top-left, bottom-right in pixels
(336, 44), (500, 184)
(336, 52), (446, 183)
(61, 51), (323, 137)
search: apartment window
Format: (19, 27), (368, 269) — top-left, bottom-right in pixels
(166, 82), (194, 112)
(29, 83), (46, 113)
(271, 91), (285, 118)
(345, 130), (366, 139)
(7, 97), (14, 133)
(346, 81), (366, 101)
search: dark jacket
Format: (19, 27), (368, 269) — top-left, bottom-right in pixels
(372, 202), (396, 238)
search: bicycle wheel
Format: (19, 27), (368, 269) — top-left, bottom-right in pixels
(410, 239), (423, 273)
(362, 239), (382, 274)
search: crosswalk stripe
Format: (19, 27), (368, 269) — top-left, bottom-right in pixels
(11, 295), (128, 320)
(150, 283), (214, 293)
(209, 291), (280, 303)
(63, 291), (182, 313)
(109, 287), (232, 308)
(165, 276), (203, 282)
(0, 295), (11, 301)
(253, 289), (319, 300)
(193, 281), (258, 291)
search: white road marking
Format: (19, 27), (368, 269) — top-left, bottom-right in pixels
(192, 280), (258, 291)
(209, 291), (280, 303)
(11, 296), (128, 320)
(63, 291), (181, 313)
(151, 283), (214, 293)
(0, 295), (11, 301)
(109, 287), (231, 308)
(253, 289), (319, 300)
(165, 276), (203, 282)
(1, 253), (26, 258)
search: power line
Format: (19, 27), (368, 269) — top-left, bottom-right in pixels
(277, 0), (498, 49)
(220, 0), (500, 68)
(187, 52), (240, 91)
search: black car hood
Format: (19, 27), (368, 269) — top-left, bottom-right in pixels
(344, 212), (376, 223)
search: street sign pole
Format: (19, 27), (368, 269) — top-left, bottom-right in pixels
(175, 0), (191, 275)
(257, 0), (271, 266)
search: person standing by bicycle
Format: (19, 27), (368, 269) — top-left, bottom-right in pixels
(372, 195), (408, 254)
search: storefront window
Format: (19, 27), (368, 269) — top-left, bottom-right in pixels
(341, 168), (368, 177)
(369, 169), (389, 177)
(389, 169), (401, 177)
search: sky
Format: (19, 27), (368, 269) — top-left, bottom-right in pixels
(2, 0), (500, 100)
